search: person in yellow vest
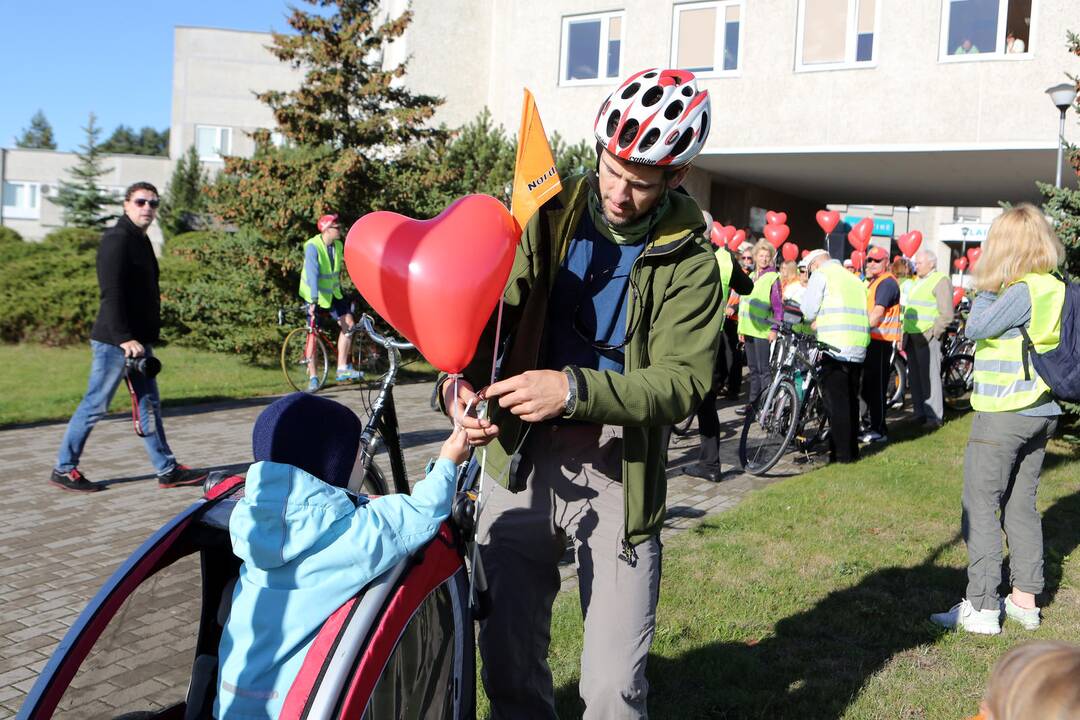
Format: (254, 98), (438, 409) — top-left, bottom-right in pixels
(723, 244), (755, 398)
(738, 239), (783, 408)
(800, 249), (870, 463)
(902, 248), (954, 427)
(299, 213), (362, 390)
(859, 246), (902, 443)
(684, 230), (753, 482)
(931, 204), (1065, 635)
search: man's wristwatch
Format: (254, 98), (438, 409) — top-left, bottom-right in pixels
(562, 368), (578, 418)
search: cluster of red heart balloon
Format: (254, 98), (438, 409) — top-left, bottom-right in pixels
(953, 247), (982, 272)
(709, 223), (747, 252)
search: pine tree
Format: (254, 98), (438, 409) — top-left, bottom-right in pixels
(15, 110), (57, 150)
(1039, 30), (1080, 276)
(159, 145), (209, 238)
(99, 125), (170, 156)
(50, 113), (117, 229)
(207, 0), (446, 241)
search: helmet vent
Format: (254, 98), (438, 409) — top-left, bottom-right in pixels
(670, 129), (694, 158)
(664, 100), (684, 120)
(682, 86), (694, 97)
(699, 111), (709, 141)
(643, 71), (657, 78)
(606, 110), (622, 138)
(618, 119), (640, 149)
(621, 82), (641, 100)
(638, 128), (661, 153)
(641, 86), (663, 107)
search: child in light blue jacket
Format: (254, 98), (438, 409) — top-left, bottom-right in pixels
(215, 392), (468, 719)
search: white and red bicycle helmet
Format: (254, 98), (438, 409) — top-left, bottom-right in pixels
(594, 68), (711, 168)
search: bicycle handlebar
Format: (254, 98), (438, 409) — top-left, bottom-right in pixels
(359, 314), (414, 351)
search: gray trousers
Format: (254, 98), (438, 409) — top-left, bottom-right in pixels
(962, 411), (1057, 611)
(477, 423), (662, 720)
(904, 332), (943, 423)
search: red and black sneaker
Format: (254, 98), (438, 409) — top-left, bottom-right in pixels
(50, 468), (102, 493)
(157, 464), (208, 488)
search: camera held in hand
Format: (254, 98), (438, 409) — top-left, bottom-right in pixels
(125, 355), (162, 378)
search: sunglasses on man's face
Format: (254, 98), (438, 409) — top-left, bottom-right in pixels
(132, 198), (160, 209)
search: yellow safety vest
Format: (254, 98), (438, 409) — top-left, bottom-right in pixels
(902, 271), (946, 334)
(714, 247), (733, 302)
(816, 262), (870, 358)
(867, 272), (902, 343)
(738, 270), (779, 339)
(971, 273), (1064, 412)
(299, 236), (344, 308)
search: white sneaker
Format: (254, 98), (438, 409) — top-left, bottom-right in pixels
(1002, 596), (1040, 630)
(930, 599), (1001, 635)
(859, 431), (883, 443)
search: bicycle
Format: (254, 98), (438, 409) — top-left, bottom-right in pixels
(738, 318), (834, 476)
(278, 304), (384, 393)
(885, 314), (975, 410)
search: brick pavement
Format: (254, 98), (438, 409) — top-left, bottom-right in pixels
(0, 382), (819, 717)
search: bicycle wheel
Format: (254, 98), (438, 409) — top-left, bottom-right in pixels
(739, 380), (800, 475)
(359, 458), (391, 495)
(886, 354), (907, 408)
(281, 327), (330, 392)
(797, 385), (829, 452)
(942, 353), (975, 409)
(351, 336), (388, 381)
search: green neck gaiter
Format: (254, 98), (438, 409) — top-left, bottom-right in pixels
(588, 189), (670, 247)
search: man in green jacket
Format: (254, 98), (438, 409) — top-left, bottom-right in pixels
(439, 68), (722, 719)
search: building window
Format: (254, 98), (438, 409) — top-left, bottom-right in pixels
(560, 11), (623, 85)
(195, 125), (232, 161)
(940, 0), (1033, 60)
(796, 0), (878, 71)
(672, 1), (743, 75)
(2, 181), (40, 220)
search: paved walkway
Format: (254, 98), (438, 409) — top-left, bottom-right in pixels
(0, 382), (818, 717)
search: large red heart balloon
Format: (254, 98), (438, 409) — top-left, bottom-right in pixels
(344, 194), (518, 373)
(728, 229), (747, 251)
(952, 286), (966, 307)
(709, 221), (723, 247)
(763, 223), (790, 249)
(815, 210), (840, 234)
(897, 230), (922, 258)
(765, 210), (787, 226)
(848, 217), (873, 251)
(953, 257), (968, 272)
(850, 250), (866, 270)
(966, 247), (982, 265)
(781, 242), (799, 262)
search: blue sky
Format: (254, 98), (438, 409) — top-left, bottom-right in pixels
(0, 1), (301, 151)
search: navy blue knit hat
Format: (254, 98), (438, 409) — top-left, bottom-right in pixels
(252, 393), (362, 488)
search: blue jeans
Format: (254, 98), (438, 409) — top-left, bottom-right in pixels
(56, 340), (176, 475)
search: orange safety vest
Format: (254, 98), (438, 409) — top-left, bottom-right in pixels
(867, 272), (902, 342)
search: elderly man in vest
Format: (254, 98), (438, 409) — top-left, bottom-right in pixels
(801, 249), (870, 463)
(299, 213), (361, 390)
(902, 248), (954, 428)
(860, 245), (902, 443)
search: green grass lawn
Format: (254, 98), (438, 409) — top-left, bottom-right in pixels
(481, 414), (1080, 719)
(0, 343), (436, 427)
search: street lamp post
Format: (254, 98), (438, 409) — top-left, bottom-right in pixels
(1046, 82), (1078, 189)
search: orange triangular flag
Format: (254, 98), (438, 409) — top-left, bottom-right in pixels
(510, 89), (562, 235)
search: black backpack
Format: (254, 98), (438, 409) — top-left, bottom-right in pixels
(1019, 274), (1080, 402)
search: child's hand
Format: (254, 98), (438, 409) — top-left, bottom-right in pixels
(439, 424), (470, 465)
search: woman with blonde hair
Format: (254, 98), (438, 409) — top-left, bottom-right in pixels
(737, 239), (783, 406)
(931, 204), (1066, 635)
(972, 640), (1080, 719)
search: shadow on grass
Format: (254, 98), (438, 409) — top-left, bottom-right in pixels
(552, 487), (1080, 719)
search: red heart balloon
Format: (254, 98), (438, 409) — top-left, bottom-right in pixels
(801, 249), (810, 259)
(953, 257), (969, 272)
(763, 223), (790, 249)
(952, 286), (966, 307)
(966, 247), (982, 265)
(728, 229), (747, 251)
(815, 210), (840, 234)
(848, 217), (873, 251)
(897, 229), (922, 258)
(850, 250), (866, 270)
(781, 242), (799, 262)
(344, 194), (518, 373)
(765, 210), (787, 226)
(709, 221), (723, 247)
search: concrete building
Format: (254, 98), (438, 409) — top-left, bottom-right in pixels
(4, 1), (1077, 274)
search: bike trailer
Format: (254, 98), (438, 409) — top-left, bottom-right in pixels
(17, 476), (475, 720)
